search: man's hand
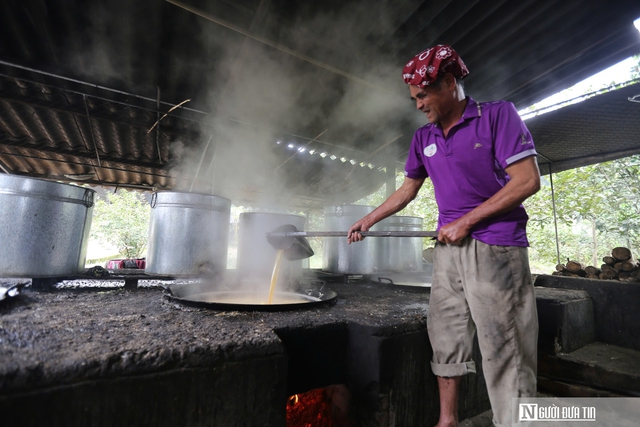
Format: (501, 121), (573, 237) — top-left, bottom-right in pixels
(346, 176), (425, 244)
(437, 156), (541, 245)
(437, 216), (471, 245)
(347, 218), (371, 244)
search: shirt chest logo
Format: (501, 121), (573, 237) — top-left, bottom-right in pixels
(424, 144), (437, 157)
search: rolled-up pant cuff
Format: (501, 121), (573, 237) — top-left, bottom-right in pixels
(430, 360), (476, 377)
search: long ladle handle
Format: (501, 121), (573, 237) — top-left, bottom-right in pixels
(265, 230), (438, 238)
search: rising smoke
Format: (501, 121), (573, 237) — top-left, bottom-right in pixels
(166, 0), (423, 208)
(60, 1), (429, 207)
(66, 1), (434, 289)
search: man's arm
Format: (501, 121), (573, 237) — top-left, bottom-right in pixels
(438, 156), (540, 244)
(347, 176), (425, 243)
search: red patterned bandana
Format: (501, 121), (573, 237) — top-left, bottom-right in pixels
(402, 44), (469, 88)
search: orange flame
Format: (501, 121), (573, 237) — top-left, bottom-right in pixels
(286, 389), (336, 427)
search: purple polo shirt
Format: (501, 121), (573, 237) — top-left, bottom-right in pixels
(404, 97), (537, 247)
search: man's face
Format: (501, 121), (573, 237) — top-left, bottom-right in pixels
(409, 80), (453, 124)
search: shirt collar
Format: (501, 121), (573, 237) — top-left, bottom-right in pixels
(431, 96), (478, 130)
(462, 96), (480, 121)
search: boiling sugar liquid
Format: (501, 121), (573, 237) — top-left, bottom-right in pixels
(268, 249), (284, 304)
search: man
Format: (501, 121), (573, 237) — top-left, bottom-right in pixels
(347, 45), (540, 427)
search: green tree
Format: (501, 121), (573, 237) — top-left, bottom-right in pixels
(90, 190), (151, 258)
(525, 156), (640, 270)
(630, 55), (640, 79)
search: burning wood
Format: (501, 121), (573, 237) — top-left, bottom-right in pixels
(286, 386), (352, 427)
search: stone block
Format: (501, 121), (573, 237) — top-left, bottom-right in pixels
(536, 286), (595, 354)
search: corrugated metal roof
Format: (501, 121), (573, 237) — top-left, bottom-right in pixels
(0, 72), (389, 208)
(527, 81), (640, 174)
(1, 0), (640, 208)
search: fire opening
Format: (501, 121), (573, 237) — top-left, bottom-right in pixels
(286, 385), (353, 427)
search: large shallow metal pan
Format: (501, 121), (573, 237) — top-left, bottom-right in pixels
(164, 283), (337, 311)
(376, 277), (432, 291)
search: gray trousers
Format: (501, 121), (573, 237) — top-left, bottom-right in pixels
(427, 238), (538, 427)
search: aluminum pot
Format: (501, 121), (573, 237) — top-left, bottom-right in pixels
(236, 212), (306, 280)
(323, 205), (377, 274)
(376, 216), (423, 272)
(146, 192), (231, 276)
(0, 174), (95, 277)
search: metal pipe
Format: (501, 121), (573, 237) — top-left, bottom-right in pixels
(156, 86), (163, 163)
(266, 230), (438, 238)
(0, 59), (207, 115)
(189, 135), (212, 192)
(209, 146), (217, 195)
(82, 95), (102, 168)
(549, 169), (561, 265)
(71, 112), (101, 181)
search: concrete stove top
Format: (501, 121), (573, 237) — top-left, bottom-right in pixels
(0, 282), (429, 393)
(1, 281), (484, 427)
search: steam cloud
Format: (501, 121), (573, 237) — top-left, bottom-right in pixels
(66, 1), (433, 291)
(63, 1), (428, 207)
(163, 0), (422, 208)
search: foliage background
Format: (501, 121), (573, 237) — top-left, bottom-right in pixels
(89, 190), (150, 259)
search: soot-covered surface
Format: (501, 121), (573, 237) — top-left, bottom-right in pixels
(0, 280), (496, 427)
(0, 282), (430, 394)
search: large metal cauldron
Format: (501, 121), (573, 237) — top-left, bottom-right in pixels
(323, 205), (376, 274)
(0, 175), (95, 277)
(146, 192), (231, 276)
(164, 281), (337, 312)
(376, 216), (423, 272)
(236, 212), (306, 280)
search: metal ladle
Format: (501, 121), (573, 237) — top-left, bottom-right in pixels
(266, 224), (316, 260)
(266, 224), (438, 260)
